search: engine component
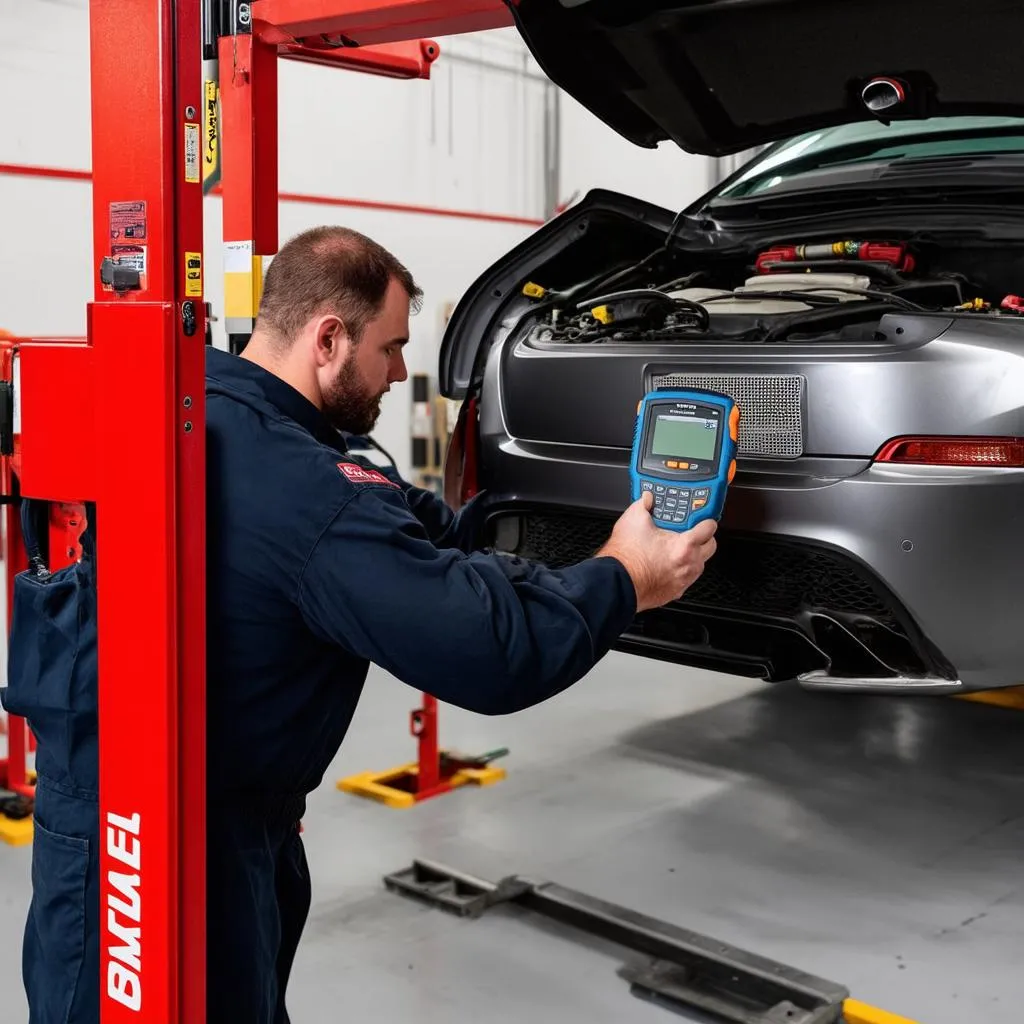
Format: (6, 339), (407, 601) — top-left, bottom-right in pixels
(577, 288), (710, 331)
(671, 273), (874, 316)
(527, 243), (980, 349)
(954, 297), (992, 312)
(755, 240), (916, 274)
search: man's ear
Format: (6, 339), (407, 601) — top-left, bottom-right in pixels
(313, 315), (350, 366)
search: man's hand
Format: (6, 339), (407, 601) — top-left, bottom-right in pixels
(597, 492), (718, 612)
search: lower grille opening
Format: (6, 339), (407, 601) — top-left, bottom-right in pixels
(488, 509), (953, 683)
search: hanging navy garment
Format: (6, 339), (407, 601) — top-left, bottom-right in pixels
(1, 498), (100, 1024)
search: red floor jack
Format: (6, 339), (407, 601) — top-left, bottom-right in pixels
(338, 692), (508, 808)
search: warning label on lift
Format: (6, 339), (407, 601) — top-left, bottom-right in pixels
(109, 244), (147, 292)
(184, 122), (200, 184)
(185, 251), (202, 297)
(109, 201), (147, 241)
(112, 244), (146, 274)
(204, 79), (219, 189)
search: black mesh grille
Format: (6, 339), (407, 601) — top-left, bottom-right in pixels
(511, 514), (614, 571)
(502, 511), (900, 627)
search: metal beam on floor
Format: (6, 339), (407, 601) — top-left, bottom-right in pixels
(383, 859), (921, 1024)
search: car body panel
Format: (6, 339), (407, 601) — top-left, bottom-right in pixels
(438, 113), (1024, 694)
(474, 311), (1024, 690)
(511, 0), (1024, 155)
(495, 314), (1024, 455)
(467, 302), (1024, 690)
(476, 434), (1024, 690)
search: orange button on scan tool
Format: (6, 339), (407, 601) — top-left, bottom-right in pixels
(729, 405), (740, 442)
(666, 460), (678, 468)
(728, 460), (737, 483)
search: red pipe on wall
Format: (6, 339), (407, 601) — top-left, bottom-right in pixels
(0, 161), (545, 228)
(0, 162), (93, 183)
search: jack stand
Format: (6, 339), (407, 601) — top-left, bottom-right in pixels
(338, 694), (507, 808)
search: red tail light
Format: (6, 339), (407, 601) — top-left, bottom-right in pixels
(460, 396), (480, 503)
(874, 436), (1024, 467)
(443, 396), (480, 508)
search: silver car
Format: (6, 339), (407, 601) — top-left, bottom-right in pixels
(438, 0), (1024, 695)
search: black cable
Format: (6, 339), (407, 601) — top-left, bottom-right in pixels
(658, 271), (706, 292)
(573, 288), (676, 312)
(574, 289), (710, 331)
(795, 285), (925, 311)
(670, 298), (711, 331)
(360, 434), (399, 470)
(718, 286), (926, 312)
(663, 207), (689, 251)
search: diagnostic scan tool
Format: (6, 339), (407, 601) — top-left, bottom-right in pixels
(630, 389), (739, 530)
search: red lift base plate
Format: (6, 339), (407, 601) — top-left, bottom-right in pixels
(338, 755), (506, 809)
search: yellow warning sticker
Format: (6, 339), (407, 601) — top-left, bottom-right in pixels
(184, 122), (200, 184)
(185, 251), (202, 297)
(203, 79), (220, 192)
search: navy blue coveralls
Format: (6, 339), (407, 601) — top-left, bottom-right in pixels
(2, 344), (638, 1024)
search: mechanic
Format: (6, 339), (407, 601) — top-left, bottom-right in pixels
(8, 224), (718, 1024)
(203, 224), (717, 1022)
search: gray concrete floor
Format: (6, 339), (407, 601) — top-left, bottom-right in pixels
(1, 654), (1023, 1023)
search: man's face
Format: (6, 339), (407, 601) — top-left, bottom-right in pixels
(319, 277), (411, 434)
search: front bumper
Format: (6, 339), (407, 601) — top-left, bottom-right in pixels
(478, 438), (1024, 692)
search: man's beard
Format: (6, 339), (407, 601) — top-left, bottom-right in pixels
(322, 350), (383, 435)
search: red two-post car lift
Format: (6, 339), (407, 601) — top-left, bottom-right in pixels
(0, 1), (511, 1021)
(0, 2), (913, 1023)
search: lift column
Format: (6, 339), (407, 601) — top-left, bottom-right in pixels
(91, 1), (208, 1018)
(14, 0), (208, 1019)
(218, 1), (279, 352)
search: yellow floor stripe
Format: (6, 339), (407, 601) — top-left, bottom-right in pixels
(956, 685), (1024, 710)
(844, 998), (921, 1024)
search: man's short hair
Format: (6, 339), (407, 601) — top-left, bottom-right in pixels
(255, 225), (423, 343)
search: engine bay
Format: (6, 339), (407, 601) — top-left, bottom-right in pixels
(524, 238), (1024, 346)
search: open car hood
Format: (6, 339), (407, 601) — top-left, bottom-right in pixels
(510, 0), (1024, 156)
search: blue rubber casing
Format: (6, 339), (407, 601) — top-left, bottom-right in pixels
(630, 389), (739, 531)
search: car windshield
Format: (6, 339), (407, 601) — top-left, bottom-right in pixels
(715, 116), (1024, 199)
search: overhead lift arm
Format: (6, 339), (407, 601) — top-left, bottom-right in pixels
(253, 0), (514, 44)
(213, 0), (512, 349)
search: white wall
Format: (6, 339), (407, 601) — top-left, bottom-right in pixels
(556, 93), (717, 215)
(0, 2), (729, 476)
(0, 3), (555, 478)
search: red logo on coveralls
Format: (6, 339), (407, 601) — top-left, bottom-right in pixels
(337, 462), (398, 487)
